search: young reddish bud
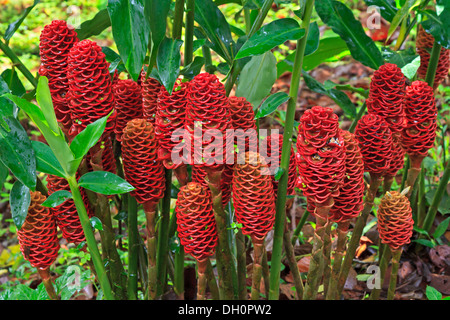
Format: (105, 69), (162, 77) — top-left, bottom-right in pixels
(113, 79), (143, 141)
(140, 70), (162, 123)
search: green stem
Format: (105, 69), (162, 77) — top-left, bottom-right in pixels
(387, 248), (402, 300)
(236, 229), (248, 300)
(172, 0), (186, 40)
(368, 243), (389, 300)
(144, 202), (158, 300)
(425, 40), (442, 88)
(206, 259), (220, 300)
(348, 102), (367, 133)
(417, 166), (426, 228)
(283, 220), (304, 299)
(202, 46), (215, 74)
(269, 0), (315, 300)
(326, 220), (349, 300)
(291, 209), (309, 246)
(127, 195), (139, 300)
(38, 268), (59, 300)
(251, 240), (265, 300)
(197, 259), (208, 300)
(184, 0), (195, 65)
(0, 39), (37, 88)
(400, 156), (410, 191)
(67, 176), (115, 300)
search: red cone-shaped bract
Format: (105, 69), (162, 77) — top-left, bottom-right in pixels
(186, 72), (232, 166)
(386, 139), (405, 177)
(416, 25), (450, 90)
(17, 191), (60, 269)
(295, 106), (345, 207)
(67, 39), (116, 136)
(265, 132), (296, 196)
(232, 152), (276, 242)
(154, 79), (188, 169)
(354, 113), (393, 176)
(113, 79), (143, 141)
(46, 174), (93, 245)
(400, 80), (437, 166)
(175, 182), (218, 262)
(84, 133), (117, 175)
(141, 70), (162, 123)
(366, 63), (406, 135)
(39, 20), (79, 131)
(329, 130), (365, 223)
(228, 96), (258, 155)
(191, 164), (234, 207)
(121, 119), (165, 204)
(377, 191), (413, 250)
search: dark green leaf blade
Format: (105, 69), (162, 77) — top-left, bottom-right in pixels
(145, 0), (171, 69)
(41, 190), (73, 208)
(3, 0), (40, 41)
(255, 92), (290, 119)
(31, 140), (65, 178)
(10, 180), (31, 230)
(78, 171), (135, 195)
(75, 9), (111, 40)
(1, 69), (26, 97)
(421, 4), (450, 50)
(304, 21), (320, 56)
(363, 0), (398, 22)
(156, 37), (183, 95)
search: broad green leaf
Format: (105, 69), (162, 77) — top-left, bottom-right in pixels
(235, 18), (305, 59)
(426, 188), (450, 215)
(400, 55), (421, 79)
(302, 70), (357, 118)
(31, 140), (65, 178)
(3, 93), (47, 125)
(363, 0), (398, 22)
(1, 69), (26, 97)
(0, 116), (36, 189)
(386, 0), (420, 43)
(235, 52), (277, 110)
(304, 21), (320, 56)
(69, 113), (110, 160)
(425, 286), (443, 300)
(36, 76), (59, 133)
(315, 0), (384, 70)
(107, 0), (150, 81)
(274, 167), (285, 181)
(0, 161), (8, 188)
(102, 46), (123, 75)
(145, 0), (171, 69)
(156, 37), (183, 95)
(421, 3), (450, 50)
(0, 77), (16, 130)
(90, 216), (104, 231)
(195, 0), (235, 64)
(412, 238), (436, 248)
(433, 216), (450, 239)
(10, 180), (31, 230)
(255, 92), (290, 119)
(180, 56), (206, 80)
(78, 171), (135, 195)
(75, 9), (111, 40)
(3, 0), (40, 41)
(41, 190), (73, 208)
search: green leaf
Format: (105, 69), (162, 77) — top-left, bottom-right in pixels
(10, 180), (31, 230)
(235, 18), (305, 59)
(433, 216), (450, 239)
(36, 76), (59, 133)
(180, 56), (206, 80)
(425, 286), (443, 300)
(78, 171), (135, 195)
(363, 0), (398, 22)
(236, 52), (277, 109)
(1, 69), (26, 97)
(255, 92), (290, 119)
(274, 167), (285, 181)
(90, 216), (104, 231)
(102, 46), (123, 75)
(0, 161), (8, 189)
(421, 4), (450, 50)
(75, 9), (111, 40)
(31, 140), (65, 178)
(302, 70), (357, 118)
(194, 0), (235, 64)
(107, 0), (150, 81)
(0, 116), (36, 189)
(400, 55), (421, 79)
(145, 0), (171, 68)
(315, 0), (384, 70)
(386, 0), (420, 43)
(426, 188), (450, 215)
(304, 22), (320, 56)
(3, 0), (40, 41)
(412, 238), (436, 248)
(69, 113), (110, 160)
(41, 190), (73, 208)
(156, 37), (183, 95)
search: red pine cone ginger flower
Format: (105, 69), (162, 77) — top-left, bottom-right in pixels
(265, 132), (296, 197)
(295, 106), (345, 207)
(46, 174), (93, 244)
(191, 164), (234, 207)
(232, 152), (276, 242)
(186, 72), (232, 166)
(354, 113), (393, 176)
(17, 191), (60, 269)
(228, 96), (258, 155)
(175, 182), (218, 262)
(154, 79), (189, 168)
(113, 79), (143, 142)
(121, 118), (166, 204)
(39, 20), (79, 131)
(385, 139), (405, 178)
(377, 190), (413, 250)
(141, 70), (162, 123)
(366, 63), (406, 135)
(328, 130), (365, 223)
(416, 25), (450, 90)
(400, 80), (437, 168)
(67, 39), (116, 136)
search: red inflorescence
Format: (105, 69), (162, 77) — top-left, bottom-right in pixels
(328, 130), (365, 223)
(265, 132), (297, 197)
(185, 72), (232, 166)
(67, 39), (116, 136)
(385, 139), (405, 178)
(191, 164), (234, 207)
(354, 113), (393, 176)
(46, 174), (93, 245)
(377, 191), (413, 250)
(400, 80), (437, 165)
(232, 152), (276, 242)
(175, 182), (218, 262)
(141, 70), (162, 123)
(366, 63), (406, 135)
(39, 20), (79, 131)
(228, 96), (258, 155)
(121, 118), (166, 205)
(416, 25), (450, 90)
(295, 106), (346, 207)
(154, 79), (189, 169)
(113, 79), (143, 142)
(84, 133), (117, 175)
(17, 191), (60, 269)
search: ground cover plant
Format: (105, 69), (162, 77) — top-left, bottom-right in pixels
(0, 0), (449, 301)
